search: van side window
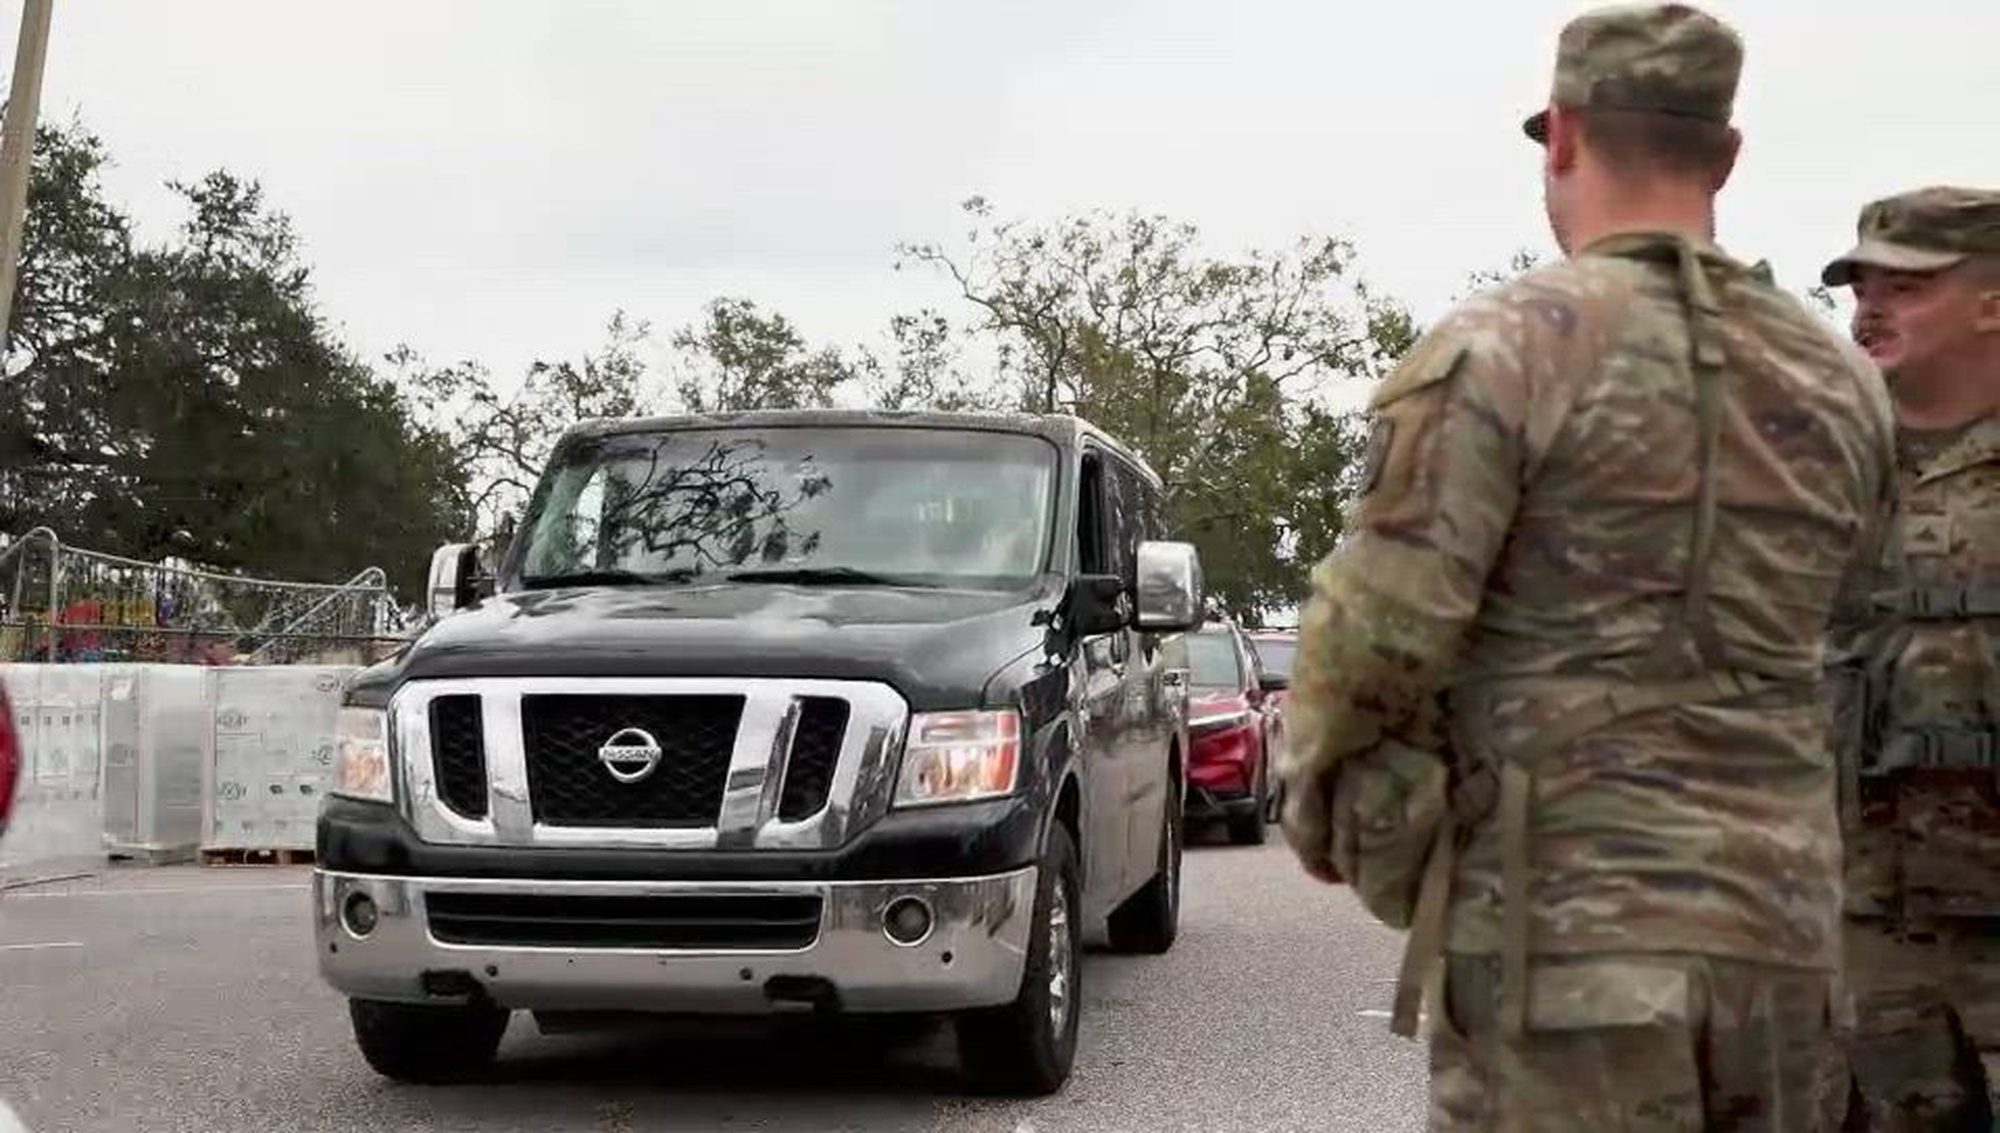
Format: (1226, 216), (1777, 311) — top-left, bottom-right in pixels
(1077, 452), (1109, 575)
(1110, 456), (1167, 654)
(1102, 455), (1139, 585)
(1130, 464), (1164, 543)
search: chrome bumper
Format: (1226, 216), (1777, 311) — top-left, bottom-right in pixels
(312, 867), (1038, 1015)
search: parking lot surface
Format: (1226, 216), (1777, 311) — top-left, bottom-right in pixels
(0, 835), (1426, 1132)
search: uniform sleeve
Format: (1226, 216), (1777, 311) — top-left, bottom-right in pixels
(1277, 317), (1533, 787)
(1825, 390), (1905, 663)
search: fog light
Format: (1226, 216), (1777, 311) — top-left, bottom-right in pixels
(343, 891), (380, 938)
(882, 896), (934, 947)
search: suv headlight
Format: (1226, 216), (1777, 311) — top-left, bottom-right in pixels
(893, 709), (1021, 807)
(332, 706), (394, 804)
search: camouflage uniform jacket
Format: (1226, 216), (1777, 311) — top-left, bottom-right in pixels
(1842, 410), (2000, 920)
(1283, 230), (1898, 976)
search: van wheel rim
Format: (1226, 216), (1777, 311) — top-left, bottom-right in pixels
(1047, 880), (1073, 1035)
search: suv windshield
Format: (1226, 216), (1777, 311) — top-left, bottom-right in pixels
(516, 425), (1059, 591)
(1184, 630), (1244, 690)
(1251, 637), (1295, 678)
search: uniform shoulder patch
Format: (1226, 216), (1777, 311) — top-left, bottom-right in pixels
(1368, 332), (1470, 412)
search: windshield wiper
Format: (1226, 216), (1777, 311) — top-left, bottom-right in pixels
(520, 567), (705, 589)
(723, 566), (934, 588)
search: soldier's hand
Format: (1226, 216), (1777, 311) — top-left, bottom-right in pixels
(1299, 854), (1343, 886)
(1279, 767), (1344, 885)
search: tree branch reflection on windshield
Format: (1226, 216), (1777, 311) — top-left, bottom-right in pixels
(517, 426), (1057, 592)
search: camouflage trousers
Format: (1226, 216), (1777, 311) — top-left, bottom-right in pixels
(1833, 915), (2000, 1131)
(1429, 951), (1847, 1131)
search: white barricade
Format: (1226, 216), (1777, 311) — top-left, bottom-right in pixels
(100, 665), (211, 862)
(202, 666), (353, 853)
(0, 663), (359, 873)
(0, 664), (109, 872)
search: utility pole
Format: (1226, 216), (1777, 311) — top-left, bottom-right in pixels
(0, 0), (53, 359)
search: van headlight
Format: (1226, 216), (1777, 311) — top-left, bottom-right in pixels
(893, 709), (1021, 807)
(332, 706), (394, 804)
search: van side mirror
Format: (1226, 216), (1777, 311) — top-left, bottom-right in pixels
(427, 543), (482, 620)
(1258, 671), (1291, 693)
(1135, 540), (1203, 632)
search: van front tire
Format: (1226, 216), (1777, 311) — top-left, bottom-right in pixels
(955, 824), (1082, 1096)
(349, 997), (509, 1084)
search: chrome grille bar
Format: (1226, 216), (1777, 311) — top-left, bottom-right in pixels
(390, 676), (910, 852)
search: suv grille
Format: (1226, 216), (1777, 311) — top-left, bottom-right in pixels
(521, 693), (742, 827)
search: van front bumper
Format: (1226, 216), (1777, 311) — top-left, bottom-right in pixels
(312, 866), (1038, 1015)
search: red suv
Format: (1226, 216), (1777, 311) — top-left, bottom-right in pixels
(1167, 620), (1287, 845)
(0, 681), (17, 841)
(1246, 629), (1295, 750)
(0, 682), (27, 1133)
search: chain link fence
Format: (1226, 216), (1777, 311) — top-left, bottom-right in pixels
(0, 527), (414, 666)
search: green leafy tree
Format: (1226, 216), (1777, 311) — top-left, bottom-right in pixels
(891, 197), (1404, 615)
(404, 298), (878, 553)
(397, 309), (657, 543)
(0, 117), (468, 598)
(1451, 247), (1545, 305)
(857, 309), (1006, 412)
(669, 297), (855, 414)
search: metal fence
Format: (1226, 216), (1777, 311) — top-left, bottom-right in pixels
(0, 527), (413, 666)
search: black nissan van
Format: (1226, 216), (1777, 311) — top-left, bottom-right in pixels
(313, 408), (1206, 1096)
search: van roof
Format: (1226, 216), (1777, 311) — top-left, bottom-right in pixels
(563, 407), (1165, 490)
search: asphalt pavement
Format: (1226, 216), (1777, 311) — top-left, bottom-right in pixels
(0, 830), (1429, 1132)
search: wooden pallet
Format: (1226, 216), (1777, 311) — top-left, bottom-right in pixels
(106, 845), (199, 867)
(198, 846), (316, 868)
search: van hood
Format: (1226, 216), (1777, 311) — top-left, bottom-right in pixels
(355, 579), (1065, 712)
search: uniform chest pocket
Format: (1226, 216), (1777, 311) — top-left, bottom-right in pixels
(1952, 510), (2000, 573)
(1903, 513), (1952, 559)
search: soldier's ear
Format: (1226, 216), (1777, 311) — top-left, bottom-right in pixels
(1544, 105), (1580, 174)
(1707, 127), (1742, 194)
(1971, 256), (2000, 334)
(1977, 287), (2000, 335)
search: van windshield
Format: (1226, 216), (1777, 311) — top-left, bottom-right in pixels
(516, 425), (1060, 591)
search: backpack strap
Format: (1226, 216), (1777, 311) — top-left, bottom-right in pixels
(1877, 587), (2000, 619)
(1637, 234), (1732, 674)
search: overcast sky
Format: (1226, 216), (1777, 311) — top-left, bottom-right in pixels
(12, 0), (1998, 413)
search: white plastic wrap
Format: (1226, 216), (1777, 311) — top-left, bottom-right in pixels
(201, 666), (354, 851)
(0, 664), (108, 870)
(99, 665), (211, 859)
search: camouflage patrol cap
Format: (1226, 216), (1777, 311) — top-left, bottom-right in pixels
(1522, 2), (1744, 144)
(1820, 186), (2000, 287)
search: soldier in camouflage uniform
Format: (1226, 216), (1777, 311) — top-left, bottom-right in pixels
(1276, 3), (1899, 1129)
(1820, 187), (2000, 1130)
